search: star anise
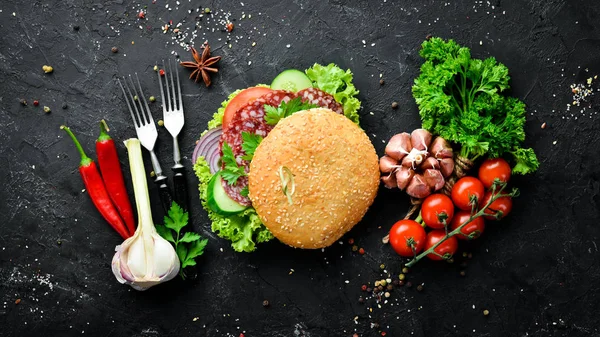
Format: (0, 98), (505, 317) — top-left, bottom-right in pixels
(180, 44), (221, 87)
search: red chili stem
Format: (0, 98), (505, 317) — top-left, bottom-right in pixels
(61, 125), (130, 240)
(96, 120), (136, 235)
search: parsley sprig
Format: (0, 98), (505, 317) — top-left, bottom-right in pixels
(264, 97), (318, 125)
(155, 202), (208, 279)
(221, 142), (246, 185)
(412, 37), (539, 174)
(241, 132), (263, 161)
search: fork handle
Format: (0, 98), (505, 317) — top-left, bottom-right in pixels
(154, 175), (173, 214)
(172, 165), (188, 211)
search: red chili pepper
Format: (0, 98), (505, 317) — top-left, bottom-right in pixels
(96, 120), (136, 235)
(61, 125), (130, 240)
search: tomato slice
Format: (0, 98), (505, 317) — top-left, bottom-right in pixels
(222, 86), (272, 131)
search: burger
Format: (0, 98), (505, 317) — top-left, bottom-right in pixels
(193, 64), (379, 252)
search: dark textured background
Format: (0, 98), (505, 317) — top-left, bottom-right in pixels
(1, 0), (599, 336)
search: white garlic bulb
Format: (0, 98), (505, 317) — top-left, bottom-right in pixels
(112, 138), (179, 291)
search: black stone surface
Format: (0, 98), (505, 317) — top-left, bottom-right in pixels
(1, 0), (599, 336)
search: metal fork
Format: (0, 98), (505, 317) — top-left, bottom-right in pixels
(157, 59), (188, 210)
(117, 74), (173, 213)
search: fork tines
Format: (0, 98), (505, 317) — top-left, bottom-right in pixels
(117, 74), (155, 129)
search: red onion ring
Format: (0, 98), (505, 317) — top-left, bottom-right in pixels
(192, 127), (222, 174)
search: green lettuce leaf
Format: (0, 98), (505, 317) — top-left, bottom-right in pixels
(193, 156), (273, 253)
(305, 63), (361, 124)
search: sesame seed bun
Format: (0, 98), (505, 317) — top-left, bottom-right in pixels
(248, 108), (380, 249)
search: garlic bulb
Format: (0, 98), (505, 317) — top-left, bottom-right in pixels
(112, 138), (180, 291)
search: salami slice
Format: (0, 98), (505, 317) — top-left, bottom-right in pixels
(297, 87), (344, 114)
(220, 90), (297, 205)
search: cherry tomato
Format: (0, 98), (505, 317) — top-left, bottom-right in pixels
(424, 230), (458, 261)
(481, 191), (513, 220)
(450, 210), (485, 240)
(222, 86), (272, 131)
(451, 177), (485, 211)
(421, 194), (455, 229)
(478, 158), (511, 189)
(389, 220), (426, 257)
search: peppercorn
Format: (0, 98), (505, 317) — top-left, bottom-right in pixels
(73, 25), (80, 31)
(154, 65), (159, 72)
(374, 280), (380, 287)
(425, 34), (433, 40)
(42, 65), (54, 74)
(150, 171), (155, 177)
(33, 100), (39, 106)
(353, 334), (359, 337)
(159, 69), (165, 76)
(398, 280), (405, 286)
(226, 22), (234, 32)
(138, 11), (145, 19)
(416, 284), (423, 292)
(149, 96), (156, 102)
(386, 284), (393, 291)
(541, 122), (547, 129)
(352, 245), (358, 252)
(358, 248), (365, 255)
(111, 47), (118, 53)
(57, 240), (62, 245)
(405, 281), (412, 288)
(398, 274), (405, 281)
(15, 299), (21, 305)
(392, 279), (399, 286)
(379, 79), (385, 85)
(20, 99), (27, 106)
(366, 287), (372, 293)
(262, 300), (270, 307)
(157, 120), (164, 127)
(361, 284), (367, 291)
(348, 238), (354, 245)
(373, 287), (380, 294)
(384, 292), (390, 298)
(483, 309), (490, 316)
(447, 258), (454, 264)
(43, 106), (51, 113)
(377, 285), (383, 292)
(204, 7), (211, 13)
(380, 279), (387, 286)
(402, 267), (409, 274)
(133, 95), (138, 101)
(358, 297), (364, 304)
(379, 264), (385, 270)
(460, 270), (466, 277)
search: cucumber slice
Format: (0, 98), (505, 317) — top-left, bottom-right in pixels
(207, 173), (247, 215)
(270, 69), (313, 92)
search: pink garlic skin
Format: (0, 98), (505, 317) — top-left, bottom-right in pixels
(439, 158), (455, 178)
(410, 129), (433, 151)
(379, 155), (399, 173)
(420, 156), (439, 170)
(381, 173), (397, 189)
(430, 137), (453, 159)
(424, 169), (445, 191)
(385, 133), (412, 161)
(396, 167), (415, 190)
(406, 173), (431, 199)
